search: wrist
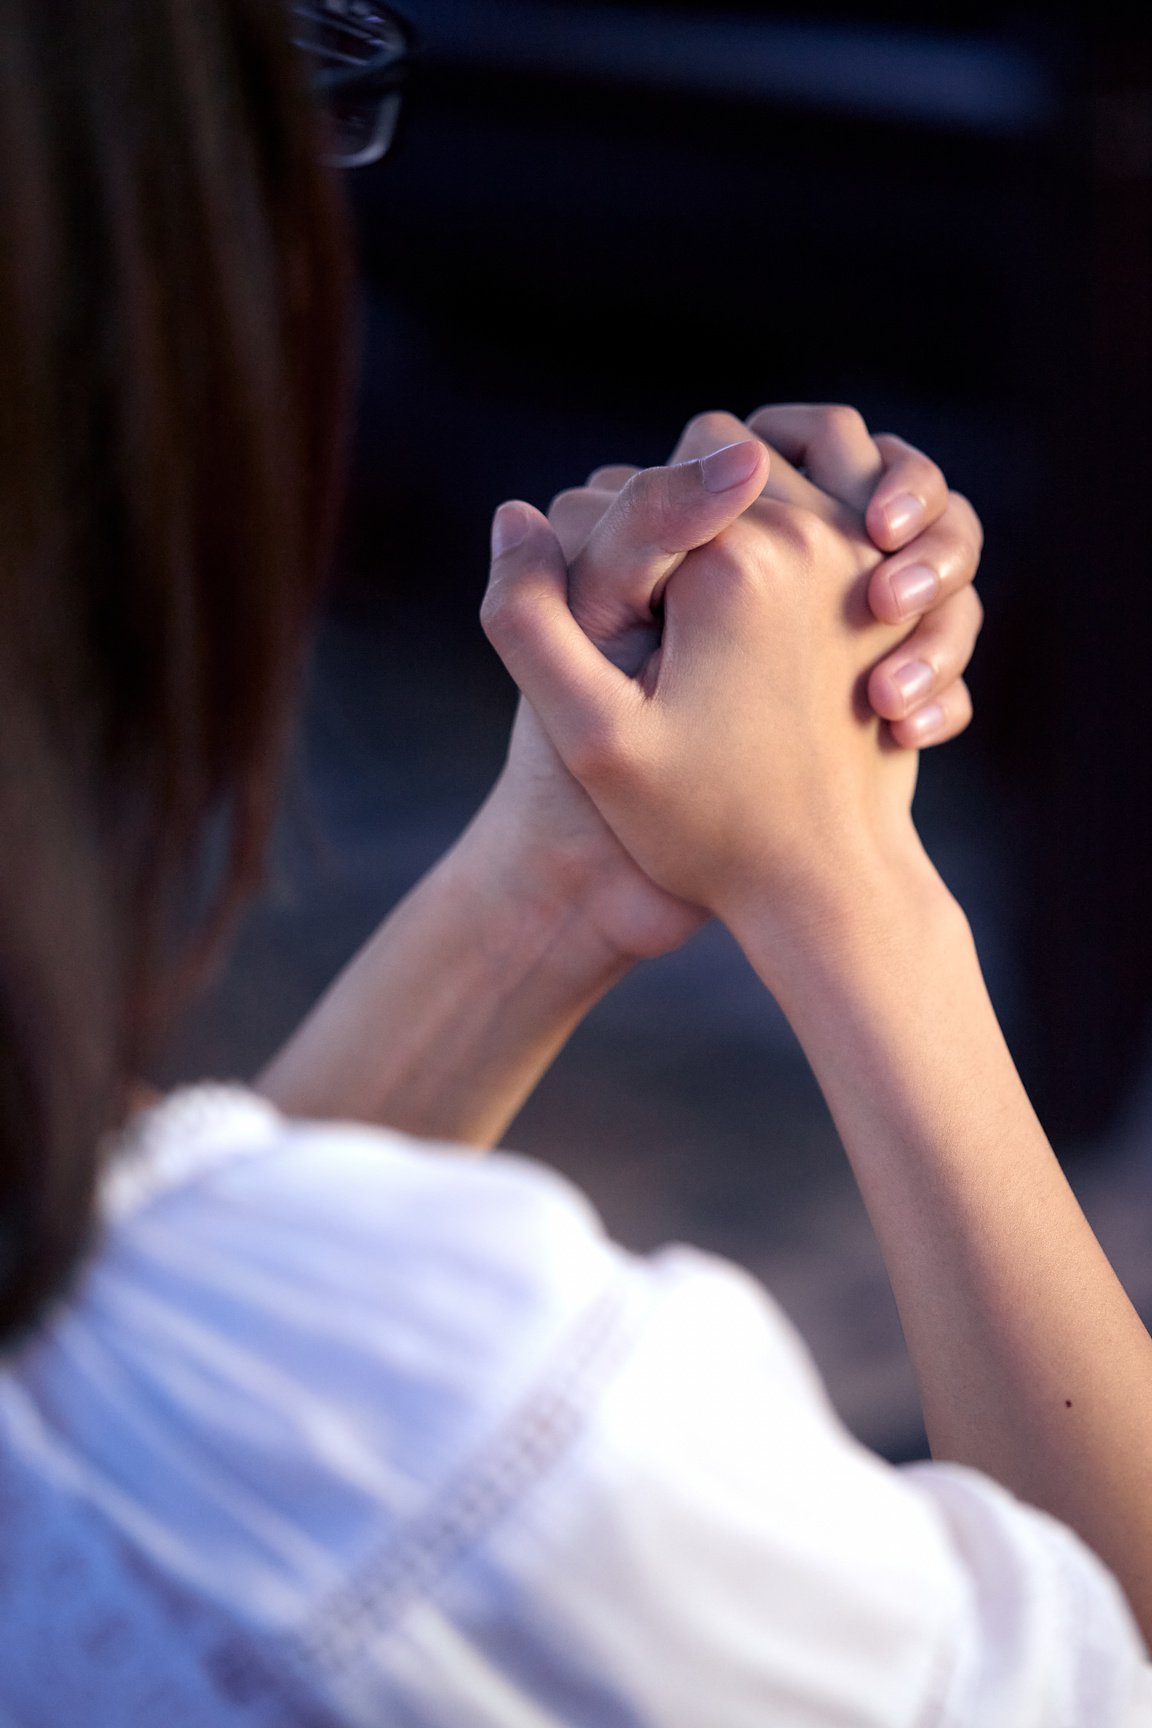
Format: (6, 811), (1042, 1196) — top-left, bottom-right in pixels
(723, 826), (965, 1004)
(442, 795), (642, 995)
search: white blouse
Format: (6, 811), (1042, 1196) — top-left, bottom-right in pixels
(0, 1083), (1147, 1726)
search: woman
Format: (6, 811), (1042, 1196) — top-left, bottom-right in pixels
(1, 1), (1146, 1724)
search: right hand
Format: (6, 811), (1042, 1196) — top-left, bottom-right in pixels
(556, 407), (984, 750)
(481, 405), (979, 963)
(482, 466), (930, 941)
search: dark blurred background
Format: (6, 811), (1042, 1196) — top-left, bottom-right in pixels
(160, 1), (1152, 1460)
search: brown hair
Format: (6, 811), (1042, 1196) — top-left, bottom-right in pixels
(0, 0), (357, 1341)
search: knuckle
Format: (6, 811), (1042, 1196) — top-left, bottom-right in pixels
(617, 466), (654, 522)
(708, 530), (757, 586)
(936, 679), (973, 726)
(920, 640), (947, 680)
(770, 499), (829, 563)
(817, 403), (869, 443)
(478, 584), (508, 642)
(873, 431), (909, 462)
(479, 580), (525, 647)
(918, 587), (983, 670)
(921, 454), (947, 491)
(585, 464), (634, 490)
(744, 401), (780, 432)
(701, 523), (775, 598)
(548, 485), (589, 519)
(875, 432), (947, 502)
(903, 453), (946, 501)
(965, 585), (985, 635)
(950, 490), (985, 553)
(891, 439), (942, 480)
(932, 506), (983, 584)
(718, 503), (830, 588)
(684, 408), (741, 445)
(622, 465), (679, 542)
(948, 684), (975, 734)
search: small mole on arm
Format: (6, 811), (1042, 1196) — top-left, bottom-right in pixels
(1064, 1399), (1073, 1408)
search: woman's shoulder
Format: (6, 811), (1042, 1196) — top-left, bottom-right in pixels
(82, 1082), (637, 1450)
(101, 1079), (612, 1271)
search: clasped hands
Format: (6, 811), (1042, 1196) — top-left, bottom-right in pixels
(478, 405), (982, 964)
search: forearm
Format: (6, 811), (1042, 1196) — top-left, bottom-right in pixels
(254, 801), (633, 1147)
(730, 853), (1152, 1643)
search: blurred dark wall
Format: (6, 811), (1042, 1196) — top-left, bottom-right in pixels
(331, 1), (1152, 1144)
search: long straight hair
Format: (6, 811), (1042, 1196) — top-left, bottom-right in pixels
(0, 0), (357, 1340)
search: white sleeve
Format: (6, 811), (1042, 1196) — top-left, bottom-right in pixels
(5, 1096), (1149, 1728)
(5, 1109), (628, 1626)
(0, 1100), (635, 1728)
(379, 1243), (1152, 1728)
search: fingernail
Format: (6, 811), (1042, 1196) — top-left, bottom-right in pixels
(882, 492), (925, 540)
(700, 439), (763, 494)
(890, 660), (935, 707)
(904, 701), (945, 742)
(890, 562), (940, 617)
(491, 502), (530, 559)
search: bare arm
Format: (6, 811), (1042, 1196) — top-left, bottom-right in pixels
(484, 457), (1152, 1645)
(732, 855), (1152, 1645)
(254, 796), (632, 1145)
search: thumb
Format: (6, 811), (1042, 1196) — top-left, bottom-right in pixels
(568, 438), (770, 657)
(481, 501), (640, 777)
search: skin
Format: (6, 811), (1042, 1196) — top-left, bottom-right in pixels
(256, 404), (983, 1141)
(481, 435), (1152, 1649)
(527, 406), (981, 961)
